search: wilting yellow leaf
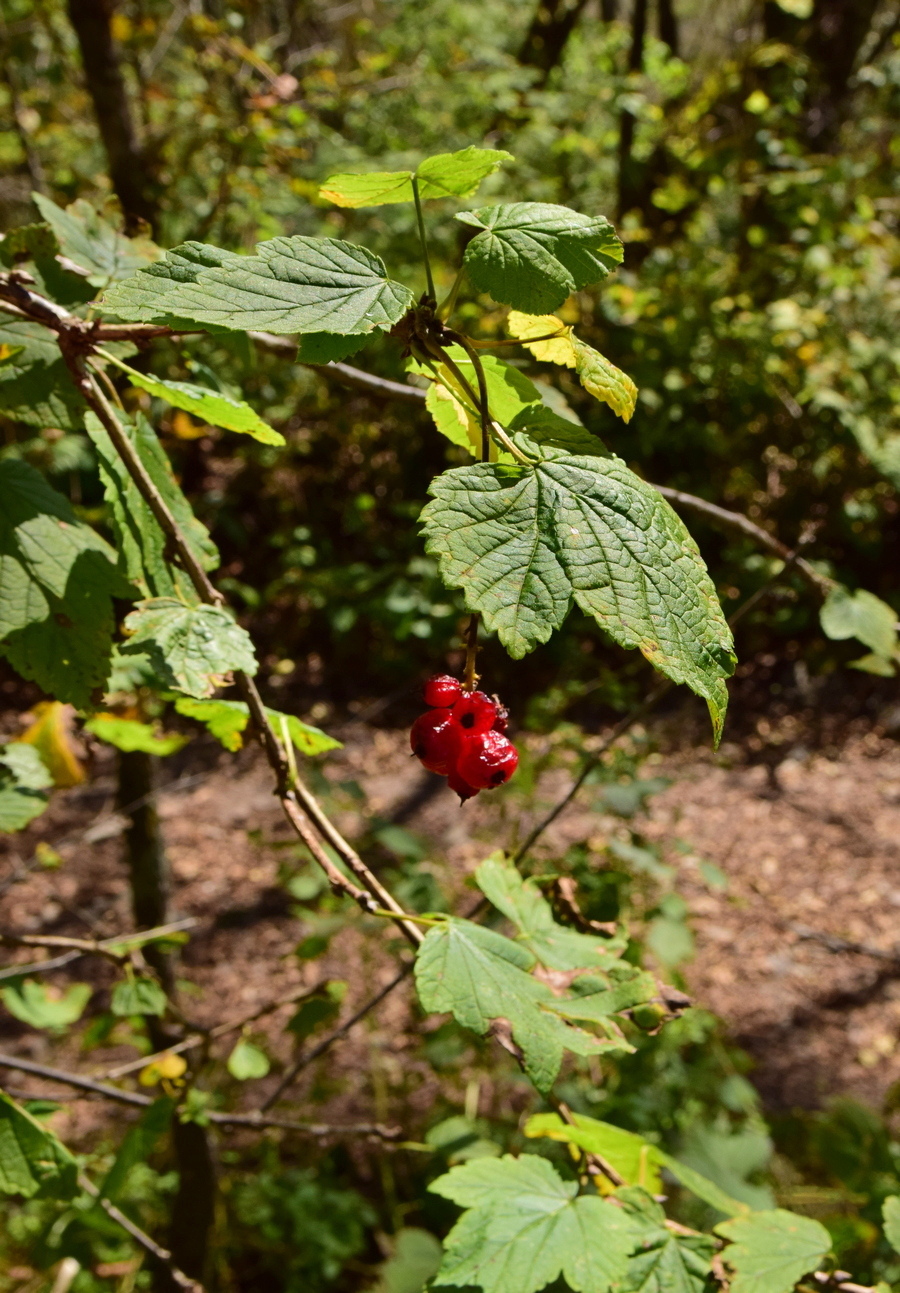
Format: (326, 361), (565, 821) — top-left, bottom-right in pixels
(17, 701), (85, 787)
(507, 312), (577, 368)
(139, 1052), (188, 1086)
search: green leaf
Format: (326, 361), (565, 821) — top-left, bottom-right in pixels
(98, 350), (284, 446)
(0, 1090), (78, 1199)
(883, 1195), (900, 1256)
(457, 203), (623, 313)
(571, 336), (638, 423)
(172, 697), (341, 754)
(674, 1122), (773, 1212)
(820, 585), (897, 657)
(0, 459), (131, 707)
(525, 1112), (664, 1193)
(0, 743), (52, 833)
(716, 1209), (831, 1293)
(99, 241), (243, 327)
(227, 1038), (270, 1080)
(421, 455), (735, 741)
(509, 406), (611, 460)
(618, 1187), (716, 1293)
(848, 651), (896, 676)
(417, 147), (513, 199)
(2, 980), (91, 1031)
(320, 146), (511, 207)
(286, 991), (342, 1041)
(373, 1227), (443, 1293)
(429, 1154), (637, 1293)
(96, 1096), (174, 1203)
(414, 345), (547, 458)
(474, 854), (625, 972)
(84, 714), (188, 757)
(414, 917), (624, 1091)
(105, 236), (415, 336)
(32, 193), (159, 287)
(0, 320), (88, 430)
(121, 599), (258, 699)
(84, 409), (218, 602)
(295, 332), (371, 364)
(111, 976), (167, 1017)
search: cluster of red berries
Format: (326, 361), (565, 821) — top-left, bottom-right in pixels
(410, 675), (518, 802)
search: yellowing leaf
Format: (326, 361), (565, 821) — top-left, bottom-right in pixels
(170, 410), (209, 440)
(507, 312), (576, 367)
(17, 701), (84, 788)
(572, 336), (638, 422)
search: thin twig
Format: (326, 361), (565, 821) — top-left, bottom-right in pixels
(260, 963), (413, 1111)
(78, 1174), (201, 1291)
(0, 919), (199, 983)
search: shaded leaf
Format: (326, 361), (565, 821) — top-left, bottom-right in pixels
(882, 1195), (900, 1256)
(421, 455), (735, 740)
(372, 1226), (443, 1293)
(0, 743), (52, 833)
(2, 980), (91, 1030)
(121, 599), (258, 699)
(716, 1209), (831, 1293)
(429, 1154), (637, 1293)
(96, 1096), (174, 1203)
(820, 584), (897, 657)
(84, 714), (188, 757)
(84, 409), (218, 603)
(295, 332), (370, 364)
(0, 1090), (78, 1199)
(458, 203), (622, 313)
(0, 459), (132, 707)
(111, 976), (167, 1017)
(32, 193), (159, 287)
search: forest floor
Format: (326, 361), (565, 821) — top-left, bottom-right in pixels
(3, 706), (900, 1153)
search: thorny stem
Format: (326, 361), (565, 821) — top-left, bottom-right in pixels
(411, 175), (436, 302)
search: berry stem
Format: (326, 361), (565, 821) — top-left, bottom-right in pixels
(464, 612), (480, 691)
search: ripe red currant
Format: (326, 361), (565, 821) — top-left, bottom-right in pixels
(447, 765), (480, 803)
(451, 690), (497, 735)
(409, 708), (461, 775)
(491, 700), (509, 733)
(423, 674), (462, 707)
(457, 729), (519, 789)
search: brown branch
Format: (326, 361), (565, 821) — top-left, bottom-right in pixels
(0, 1052), (402, 1141)
(0, 919), (199, 982)
(791, 924), (900, 965)
(78, 1174), (201, 1291)
(653, 486), (832, 597)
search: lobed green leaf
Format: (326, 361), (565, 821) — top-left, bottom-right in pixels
(421, 454), (735, 741)
(0, 743), (52, 833)
(121, 598), (258, 699)
(457, 202), (623, 313)
(715, 1209), (831, 1293)
(0, 1091), (78, 1200)
(319, 146), (511, 207)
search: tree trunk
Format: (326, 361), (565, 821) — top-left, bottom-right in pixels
(617, 0), (649, 219)
(117, 750), (216, 1287)
(518, 0), (592, 86)
(600, 0), (618, 21)
(65, 0), (158, 232)
(762, 0), (882, 147)
(658, 0), (679, 57)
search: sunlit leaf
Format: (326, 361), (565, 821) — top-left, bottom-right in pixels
(716, 1209), (831, 1293)
(0, 744), (52, 833)
(0, 1091), (78, 1199)
(121, 599), (258, 699)
(84, 714), (189, 757)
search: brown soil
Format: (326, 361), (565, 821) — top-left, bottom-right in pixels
(3, 719), (900, 1150)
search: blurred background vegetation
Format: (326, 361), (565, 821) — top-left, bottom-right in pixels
(3, 1), (900, 1289)
(3, 0), (899, 730)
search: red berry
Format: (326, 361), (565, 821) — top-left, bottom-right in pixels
(447, 765), (480, 803)
(423, 674), (462, 707)
(457, 730), (519, 790)
(492, 700), (509, 733)
(410, 709), (461, 774)
(451, 690), (497, 735)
